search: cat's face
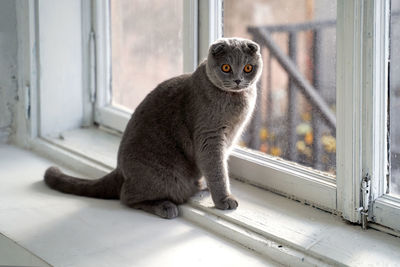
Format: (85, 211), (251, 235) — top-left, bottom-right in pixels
(206, 38), (263, 92)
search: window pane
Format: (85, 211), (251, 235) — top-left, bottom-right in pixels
(224, 0), (337, 175)
(110, 0), (183, 111)
(390, 2), (400, 196)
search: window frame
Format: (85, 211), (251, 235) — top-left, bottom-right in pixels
(18, 0), (400, 233)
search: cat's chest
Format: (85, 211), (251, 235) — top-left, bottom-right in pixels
(220, 90), (255, 122)
(195, 86), (256, 129)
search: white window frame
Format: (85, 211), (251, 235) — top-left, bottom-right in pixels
(15, 0), (400, 233)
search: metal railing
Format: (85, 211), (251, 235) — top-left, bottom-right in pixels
(244, 20), (336, 172)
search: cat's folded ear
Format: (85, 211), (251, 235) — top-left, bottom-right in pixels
(245, 42), (260, 54)
(210, 42), (226, 57)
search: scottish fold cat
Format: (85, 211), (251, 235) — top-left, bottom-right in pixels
(44, 38), (263, 219)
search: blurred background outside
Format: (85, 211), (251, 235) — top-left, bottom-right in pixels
(224, 0), (336, 176)
(111, 0), (183, 110)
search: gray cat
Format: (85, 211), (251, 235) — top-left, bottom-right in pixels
(44, 38), (263, 219)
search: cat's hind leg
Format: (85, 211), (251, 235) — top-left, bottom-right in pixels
(118, 160), (200, 219)
(119, 180), (180, 219)
(129, 200), (179, 219)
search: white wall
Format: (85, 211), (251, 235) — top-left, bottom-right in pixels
(0, 0), (17, 143)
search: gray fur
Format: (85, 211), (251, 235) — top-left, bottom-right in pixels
(44, 38), (263, 219)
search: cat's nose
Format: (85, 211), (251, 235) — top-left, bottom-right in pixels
(234, 79), (242, 85)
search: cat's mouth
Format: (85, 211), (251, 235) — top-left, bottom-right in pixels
(220, 81), (250, 92)
(227, 83), (251, 91)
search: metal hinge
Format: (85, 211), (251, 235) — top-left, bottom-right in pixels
(89, 30), (96, 103)
(357, 173), (371, 230)
(25, 85), (31, 119)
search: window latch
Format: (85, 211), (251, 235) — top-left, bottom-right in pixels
(357, 173), (371, 230)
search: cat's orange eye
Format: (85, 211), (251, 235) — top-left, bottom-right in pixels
(244, 64), (253, 73)
(221, 64), (231, 73)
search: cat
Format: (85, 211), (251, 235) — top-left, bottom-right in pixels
(44, 38), (263, 219)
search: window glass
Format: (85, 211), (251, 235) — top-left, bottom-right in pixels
(110, 0), (183, 111)
(390, 1), (400, 196)
(224, 0), (337, 175)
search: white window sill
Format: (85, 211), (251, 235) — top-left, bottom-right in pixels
(0, 144), (275, 267)
(27, 127), (400, 266)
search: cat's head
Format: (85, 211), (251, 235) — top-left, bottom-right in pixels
(206, 38), (263, 93)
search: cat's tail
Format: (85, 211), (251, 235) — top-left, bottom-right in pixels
(44, 166), (124, 199)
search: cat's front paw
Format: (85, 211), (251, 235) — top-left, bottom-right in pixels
(214, 195), (239, 210)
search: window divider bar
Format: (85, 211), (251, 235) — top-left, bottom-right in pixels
(198, 0), (223, 61)
(336, 0), (365, 223)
